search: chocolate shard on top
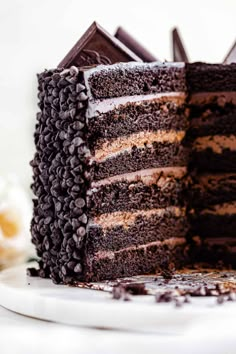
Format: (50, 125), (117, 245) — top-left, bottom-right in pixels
(223, 40), (236, 64)
(172, 28), (189, 63)
(114, 26), (158, 62)
(58, 21), (142, 68)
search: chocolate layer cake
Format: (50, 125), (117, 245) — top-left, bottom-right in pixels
(31, 35), (236, 282)
(187, 63), (236, 265)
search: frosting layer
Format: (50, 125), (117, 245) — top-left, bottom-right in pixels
(94, 237), (186, 260)
(200, 201), (236, 216)
(91, 166), (187, 188)
(189, 91), (236, 106)
(193, 135), (236, 154)
(87, 92), (186, 117)
(93, 130), (185, 162)
(91, 206), (185, 229)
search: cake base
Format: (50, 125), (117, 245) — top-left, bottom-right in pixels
(1, 263), (236, 333)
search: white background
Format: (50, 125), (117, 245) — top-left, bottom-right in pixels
(0, 0), (235, 191)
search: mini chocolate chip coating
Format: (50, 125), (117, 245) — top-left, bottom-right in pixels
(30, 67), (90, 284)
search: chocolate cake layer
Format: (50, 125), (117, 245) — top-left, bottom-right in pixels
(190, 237), (236, 268)
(191, 202), (236, 238)
(92, 141), (189, 180)
(90, 167), (188, 214)
(86, 208), (188, 253)
(189, 109), (236, 139)
(192, 214), (236, 238)
(190, 173), (236, 208)
(87, 94), (188, 148)
(186, 63), (236, 92)
(83, 238), (187, 281)
(188, 94), (236, 139)
(85, 62), (186, 99)
(190, 148), (236, 172)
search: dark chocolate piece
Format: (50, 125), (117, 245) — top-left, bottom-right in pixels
(58, 22), (141, 68)
(172, 28), (189, 63)
(223, 40), (236, 64)
(114, 26), (158, 62)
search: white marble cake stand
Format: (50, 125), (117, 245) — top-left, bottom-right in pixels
(0, 263), (236, 334)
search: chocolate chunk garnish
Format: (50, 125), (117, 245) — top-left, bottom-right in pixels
(223, 40), (236, 64)
(58, 22), (141, 68)
(172, 28), (189, 62)
(114, 26), (158, 62)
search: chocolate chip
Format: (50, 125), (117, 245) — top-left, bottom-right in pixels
(55, 202), (62, 212)
(76, 83), (85, 93)
(79, 213), (88, 224)
(77, 226), (86, 237)
(75, 198), (85, 208)
(44, 216), (52, 225)
(67, 261), (76, 270)
(72, 250), (81, 260)
(74, 263), (82, 273)
(38, 269), (47, 278)
(72, 234), (79, 243)
(78, 92), (88, 101)
(72, 137), (84, 147)
(70, 66), (79, 76)
(68, 144), (75, 154)
(72, 121), (85, 130)
(61, 266), (67, 276)
(70, 108), (76, 118)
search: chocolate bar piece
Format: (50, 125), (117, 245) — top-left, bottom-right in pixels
(172, 28), (189, 63)
(58, 22), (142, 68)
(224, 40), (236, 64)
(114, 26), (158, 62)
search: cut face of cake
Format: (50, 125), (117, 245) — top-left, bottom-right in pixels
(84, 62), (190, 280)
(187, 63), (236, 265)
(31, 62), (190, 283)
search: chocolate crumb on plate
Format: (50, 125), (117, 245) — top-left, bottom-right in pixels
(26, 267), (39, 277)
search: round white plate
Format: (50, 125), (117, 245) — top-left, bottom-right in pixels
(0, 263), (236, 333)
